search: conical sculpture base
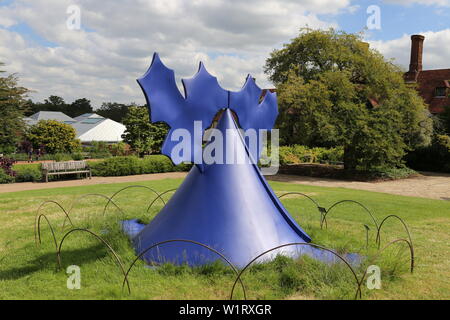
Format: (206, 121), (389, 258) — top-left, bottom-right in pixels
(127, 109), (312, 267)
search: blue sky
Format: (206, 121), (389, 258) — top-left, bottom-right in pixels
(327, 0), (450, 40)
(0, 0), (449, 106)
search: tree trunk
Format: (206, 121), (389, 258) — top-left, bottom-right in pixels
(343, 145), (357, 171)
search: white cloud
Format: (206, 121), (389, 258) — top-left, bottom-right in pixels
(383, 0), (450, 7)
(369, 29), (450, 71)
(0, 0), (349, 107)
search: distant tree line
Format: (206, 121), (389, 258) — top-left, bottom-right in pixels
(25, 97), (137, 123)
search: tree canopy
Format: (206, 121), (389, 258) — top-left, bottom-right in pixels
(265, 29), (432, 170)
(96, 102), (132, 123)
(121, 105), (168, 156)
(26, 96), (93, 118)
(26, 120), (81, 154)
(0, 63), (29, 153)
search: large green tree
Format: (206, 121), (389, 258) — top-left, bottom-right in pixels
(68, 98), (93, 117)
(265, 29), (432, 170)
(0, 63), (29, 153)
(27, 120), (81, 153)
(96, 102), (131, 123)
(121, 105), (168, 156)
(439, 106), (450, 135)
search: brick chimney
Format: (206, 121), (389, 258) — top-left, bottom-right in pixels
(406, 35), (425, 82)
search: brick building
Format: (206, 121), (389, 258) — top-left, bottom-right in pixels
(405, 35), (450, 114)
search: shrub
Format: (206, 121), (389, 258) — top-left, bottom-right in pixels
(53, 153), (74, 162)
(4, 153), (29, 161)
(90, 155), (191, 177)
(13, 164), (42, 182)
(90, 156), (142, 176)
(141, 155), (174, 173)
(406, 135), (450, 173)
(316, 147), (344, 164)
(27, 120), (81, 153)
(0, 157), (16, 177)
(71, 153), (84, 161)
(109, 142), (132, 157)
(0, 168), (15, 184)
(87, 151), (112, 159)
(365, 166), (417, 180)
(279, 145), (344, 165)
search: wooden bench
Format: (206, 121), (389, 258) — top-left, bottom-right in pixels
(42, 161), (92, 182)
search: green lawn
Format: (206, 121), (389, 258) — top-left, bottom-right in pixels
(0, 178), (448, 300)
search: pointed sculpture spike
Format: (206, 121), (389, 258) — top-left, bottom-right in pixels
(137, 53), (278, 165)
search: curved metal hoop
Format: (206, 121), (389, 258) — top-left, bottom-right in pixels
(229, 242), (362, 300)
(103, 185), (164, 216)
(34, 200), (73, 246)
(146, 188), (178, 213)
(324, 200), (379, 230)
(357, 238), (415, 293)
(122, 239), (246, 299)
(63, 193), (125, 229)
(36, 214), (58, 251)
(57, 228), (131, 293)
(278, 192), (327, 227)
(376, 215), (413, 250)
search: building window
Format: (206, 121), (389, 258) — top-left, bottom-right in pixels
(435, 87), (447, 97)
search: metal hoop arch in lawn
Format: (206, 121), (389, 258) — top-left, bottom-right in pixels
(34, 200), (73, 245)
(324, 200), (379, 231)
(122, 239), (247, 299)
(146, 188), (178, 213)
(278, 192), (328, 227)
(229, 242), (362, 300)
(357, 238), (414, 292)
(103, 185), (165, 216)
(376, 215), (413, 250)
(57, 228), (131, 293)
(62, 193), (125, 228)
(35, 214), (58, 251)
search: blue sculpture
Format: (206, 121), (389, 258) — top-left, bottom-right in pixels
(123, 53), (316, 267)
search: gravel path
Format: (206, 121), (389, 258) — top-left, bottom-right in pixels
(0, 171), (448, 200)
(268, 172), (450, 201)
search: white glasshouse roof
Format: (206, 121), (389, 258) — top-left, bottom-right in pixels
(25, 112), (126, 143)
(73, 117), (126, 143)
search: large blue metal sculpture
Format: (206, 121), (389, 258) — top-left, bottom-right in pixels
(123, 53), (316, 267)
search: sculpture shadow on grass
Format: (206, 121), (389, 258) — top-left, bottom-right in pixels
(0, 244), (106, 281)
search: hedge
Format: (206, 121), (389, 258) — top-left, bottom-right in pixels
(13, 164), (43, 182)
(89, 155), (191, 177)
(0, 169), (15, 184)
(406, 135), (450, 173)
(5, 152), (109, 162)
(279, 145), (344, 166)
